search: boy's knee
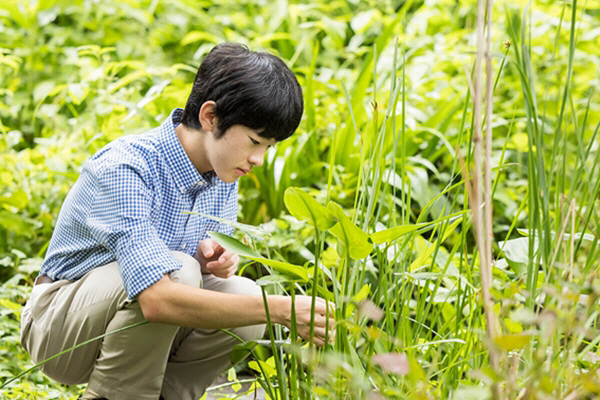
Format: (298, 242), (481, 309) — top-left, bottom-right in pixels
(236, 278), (265, 341)
(232, 276), (262, 297)
(170, 251), (202, 288)
(233, 322), (266, 343)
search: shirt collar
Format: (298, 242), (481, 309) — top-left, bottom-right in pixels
(158, 108), (219, 194)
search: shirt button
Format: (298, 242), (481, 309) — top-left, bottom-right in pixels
(181, 243), (187, 249)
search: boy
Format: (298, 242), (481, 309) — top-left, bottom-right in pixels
(20, 43), (335, 400)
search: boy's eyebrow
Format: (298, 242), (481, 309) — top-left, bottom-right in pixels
(251, 132), (278, 145)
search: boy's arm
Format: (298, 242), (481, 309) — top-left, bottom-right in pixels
(137, 276), (335, 346)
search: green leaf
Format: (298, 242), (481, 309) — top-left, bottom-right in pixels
(230, 341), (258, 365)
(107, 70), (147, 94)
(252, 258), (308, 282)
(283, 187), (336, 231)
(498, 237), (539, 265)
(207, 231), (262, 258)
(33, 81), (55, 103)
(370, 223), (428, 244)
(327, 202), (373, 260)
(181, 31), (220, 46)
(0, 211), (31, 237)
(208, 231), (308, 281)
(0, 189), (28, 210)
(352, 283), (370, 302)
(68, 83), (87, 105)
(256, 274), (293, 286)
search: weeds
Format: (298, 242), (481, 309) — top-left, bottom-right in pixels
(1, 0), (599, 398)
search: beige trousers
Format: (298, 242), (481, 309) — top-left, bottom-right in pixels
(20, 252), (266, 400)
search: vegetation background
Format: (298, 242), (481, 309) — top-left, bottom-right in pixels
(0, 0), (599, 398)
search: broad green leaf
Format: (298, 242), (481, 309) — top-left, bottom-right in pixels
(328, 202), (373, 260)
(517, 228), (597, 242)
(256, 274), (292, 286)
(283, 187), (336, 230)
(370, 223), (428, 244)
(252, 258), (308, 282)
(68, 83), (87, 105)
(230, 341), (258, 365)
(0, 190), (28, 210)
(409, 217), (463, 271)
(0, 211), (31, 237)
(107, 70), (147, 94)
(352, 284), (370, 302)
(33, 81), (55, 103)
(208, 232), (308, 281)
(0, 54), (21, 70)
(346, 284), (371, 319)
(207, 231), (261, 258)
(498, 237), (539, 265)
(248, 359), (277, 378)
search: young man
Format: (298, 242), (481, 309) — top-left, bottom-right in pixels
(20, 43), (335, 400)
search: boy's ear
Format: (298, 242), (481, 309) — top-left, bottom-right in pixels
(198, 101), (217, 132)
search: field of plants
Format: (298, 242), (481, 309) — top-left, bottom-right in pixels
(1, 0), (599, 398)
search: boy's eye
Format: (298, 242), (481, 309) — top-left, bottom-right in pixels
(250, 138), (260, 145)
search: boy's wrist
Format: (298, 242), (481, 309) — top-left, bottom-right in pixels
(266, 295), (290, 327)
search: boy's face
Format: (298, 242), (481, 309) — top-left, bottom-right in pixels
(203, 124), (277, 183)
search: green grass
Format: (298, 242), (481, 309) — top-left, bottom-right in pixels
(1, 0), (599, 398)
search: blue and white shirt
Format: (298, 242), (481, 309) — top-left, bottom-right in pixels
(39, 108), (238, 299)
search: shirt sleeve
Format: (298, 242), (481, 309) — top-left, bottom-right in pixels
(85, 162), (182, 299)
(218, 180), (238, 236)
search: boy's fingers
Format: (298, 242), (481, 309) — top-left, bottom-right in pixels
(218, 250), (236, 264)
(213, 241), (224, 254)
(314, 300), (336, 316)
(199, 240), (214, 257)
(208, 254), (239, 273)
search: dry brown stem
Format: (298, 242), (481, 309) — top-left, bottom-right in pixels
(474, 0), (501, 397)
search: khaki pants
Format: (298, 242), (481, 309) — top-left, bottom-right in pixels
(20, 252), (266, 400)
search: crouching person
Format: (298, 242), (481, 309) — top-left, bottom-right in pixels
(20, 43), (335, 400)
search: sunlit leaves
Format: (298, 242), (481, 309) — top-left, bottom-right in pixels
(180, 31), (220, 46)
(283, 187), (336, 231)
(327, 202), (373, 260)
(370, 223), (428, 244)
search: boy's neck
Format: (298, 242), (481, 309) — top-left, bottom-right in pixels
(175, 123), (211, 174)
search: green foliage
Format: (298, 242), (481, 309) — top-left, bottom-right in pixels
(1, 0), (600, 398)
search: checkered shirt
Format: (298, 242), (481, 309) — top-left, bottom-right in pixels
(39, 108), (238, 299)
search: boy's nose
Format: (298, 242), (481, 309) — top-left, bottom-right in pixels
(249, 149), (266, 167)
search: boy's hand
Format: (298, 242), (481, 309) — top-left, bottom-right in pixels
(284, 296), (336, 347)
(195, 239), (239, 278)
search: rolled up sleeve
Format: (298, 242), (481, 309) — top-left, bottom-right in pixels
(86, 163), (181, 299)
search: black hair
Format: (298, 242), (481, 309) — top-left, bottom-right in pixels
(181, 43), (303, 141)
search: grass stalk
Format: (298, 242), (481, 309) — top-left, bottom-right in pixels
(260, 287), (287, 400)
(1, 320), (149, 389)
